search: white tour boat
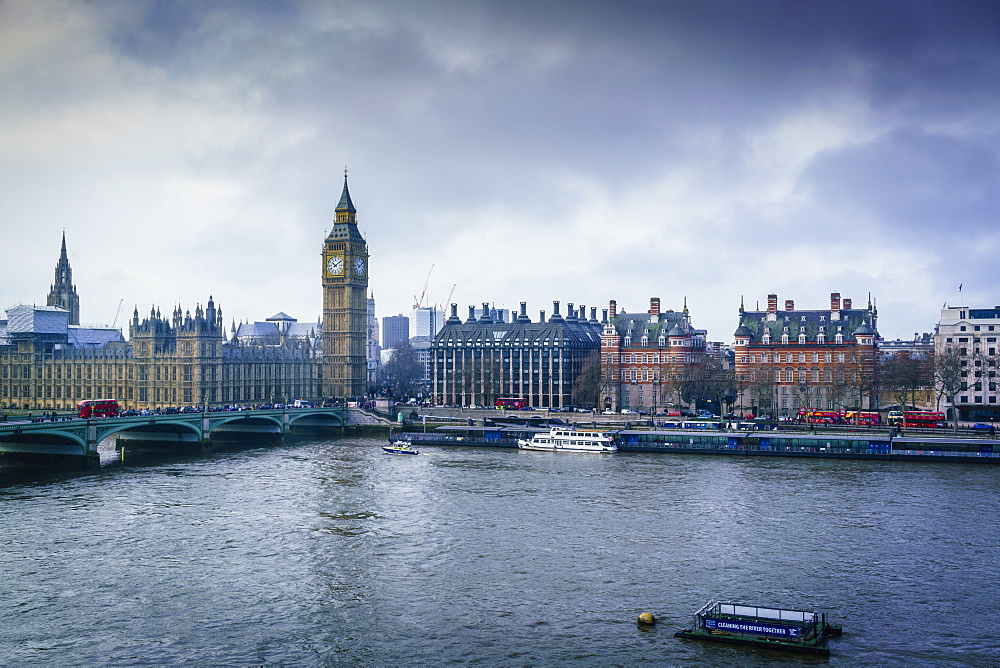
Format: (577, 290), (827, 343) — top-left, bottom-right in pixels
(517, 427), (618, 453)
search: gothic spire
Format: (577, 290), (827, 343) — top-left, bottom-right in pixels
(47, 231), (80, 325)
(336, 168), (356, 214)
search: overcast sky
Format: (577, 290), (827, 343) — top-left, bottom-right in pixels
(2, 0), (998, 343)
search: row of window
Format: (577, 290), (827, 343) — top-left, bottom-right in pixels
(740, 352), (849, 364)
(618, 336), (699, 347)
(437, 339), (578, 347)
(604, 352), (699, 365)
(759, 333), (846, 344)
(959, 395), (999, 403)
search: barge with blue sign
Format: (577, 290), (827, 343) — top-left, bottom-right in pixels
(675, 601), (841, 656)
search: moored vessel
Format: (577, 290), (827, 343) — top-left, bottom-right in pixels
(674, 601), (841, 656)
(517, 427), (617, 453)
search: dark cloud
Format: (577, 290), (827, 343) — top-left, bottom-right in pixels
(4, 0), (1000, 342)
(801, 127), (1000, 236)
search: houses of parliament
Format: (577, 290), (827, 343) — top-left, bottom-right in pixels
(0, 177), (369, 410)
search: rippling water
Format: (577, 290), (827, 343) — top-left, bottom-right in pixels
(1, 437), (998, 666)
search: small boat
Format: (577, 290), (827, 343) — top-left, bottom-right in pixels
(383, 440), (420, 455)
(675, 601), (841, 656)
(517, 427), (617, 453)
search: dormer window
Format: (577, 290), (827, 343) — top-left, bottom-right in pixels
(835, 333), (843, 344)
(641, 336), (648, 346)
(817, 332), (825, 343)
(798, 333), (806, 344)
(781, 333), (789, 344)
(624, 336), (631, 346)
(762, 333), (770, 344)
(658, 335), (665, 345)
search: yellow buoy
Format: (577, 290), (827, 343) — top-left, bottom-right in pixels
(638, 612), (656, 625)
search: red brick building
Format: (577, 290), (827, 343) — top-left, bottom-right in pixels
(733, 292), (879, 416)
(600, 297), (708, 413)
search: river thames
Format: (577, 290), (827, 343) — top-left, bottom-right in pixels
(1, 437), (998, 666)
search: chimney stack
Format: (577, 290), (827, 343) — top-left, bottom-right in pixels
(843, 298), (852, 310)
(831, 292), (841, 311)
(767, 294), (778, 313)
(649, 297), (661, 316)
(785, 300), (795, 311)
(609, 300), (617, 319)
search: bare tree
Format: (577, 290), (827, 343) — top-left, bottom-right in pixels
(572, 350), (600, 408)
(934, 345), (966, 433)
(598, 354), (619, 411)
(679, 358), (734, 416)
(376, 340), (423, 400)
(852, 347), (881, 411)
(474, 356), (504, 408)
(747, 365), (775, 417)
(881, 352), (929, 410)
(827, 362), (854, 411)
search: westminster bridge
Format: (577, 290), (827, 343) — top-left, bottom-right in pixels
(0, 407), (392, 469)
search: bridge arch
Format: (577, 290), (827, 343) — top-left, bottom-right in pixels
(0, 428), (88, 457)
(95, 419), (203, 444)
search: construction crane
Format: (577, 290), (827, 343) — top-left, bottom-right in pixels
(436, 283), (457, 314)
(413, 264), (434, 310)
(110, 298), (124, 328)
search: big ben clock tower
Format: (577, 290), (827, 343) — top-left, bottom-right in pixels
(322, 171), (369, 399)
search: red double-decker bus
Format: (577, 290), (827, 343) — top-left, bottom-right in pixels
(77, 399), (121, 418)
(495, 397), (528, 410)
(843, 411), (881, 426)
(796, 409), (841, 424)
(902, 411), (946, 428)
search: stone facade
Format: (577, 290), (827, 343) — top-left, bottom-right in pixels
(599, 297), (709, 413)
(1, 180), (369, 410)
(935, 304), (1000, 421)
(0, 297), (319, 411)
(321, 174), (369, 399)
(46, 232), (80, 326)
(733, 292), (879, 416)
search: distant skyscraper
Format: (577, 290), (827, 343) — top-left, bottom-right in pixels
(46, 232), (80, 325)
(473, 305), (510, 324)
(410, 306), (444, 341)
(382, 314), (409, 349)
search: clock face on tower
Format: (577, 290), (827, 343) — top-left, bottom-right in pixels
(327, 255), (344, 276)
(354, 257), (366, 276)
